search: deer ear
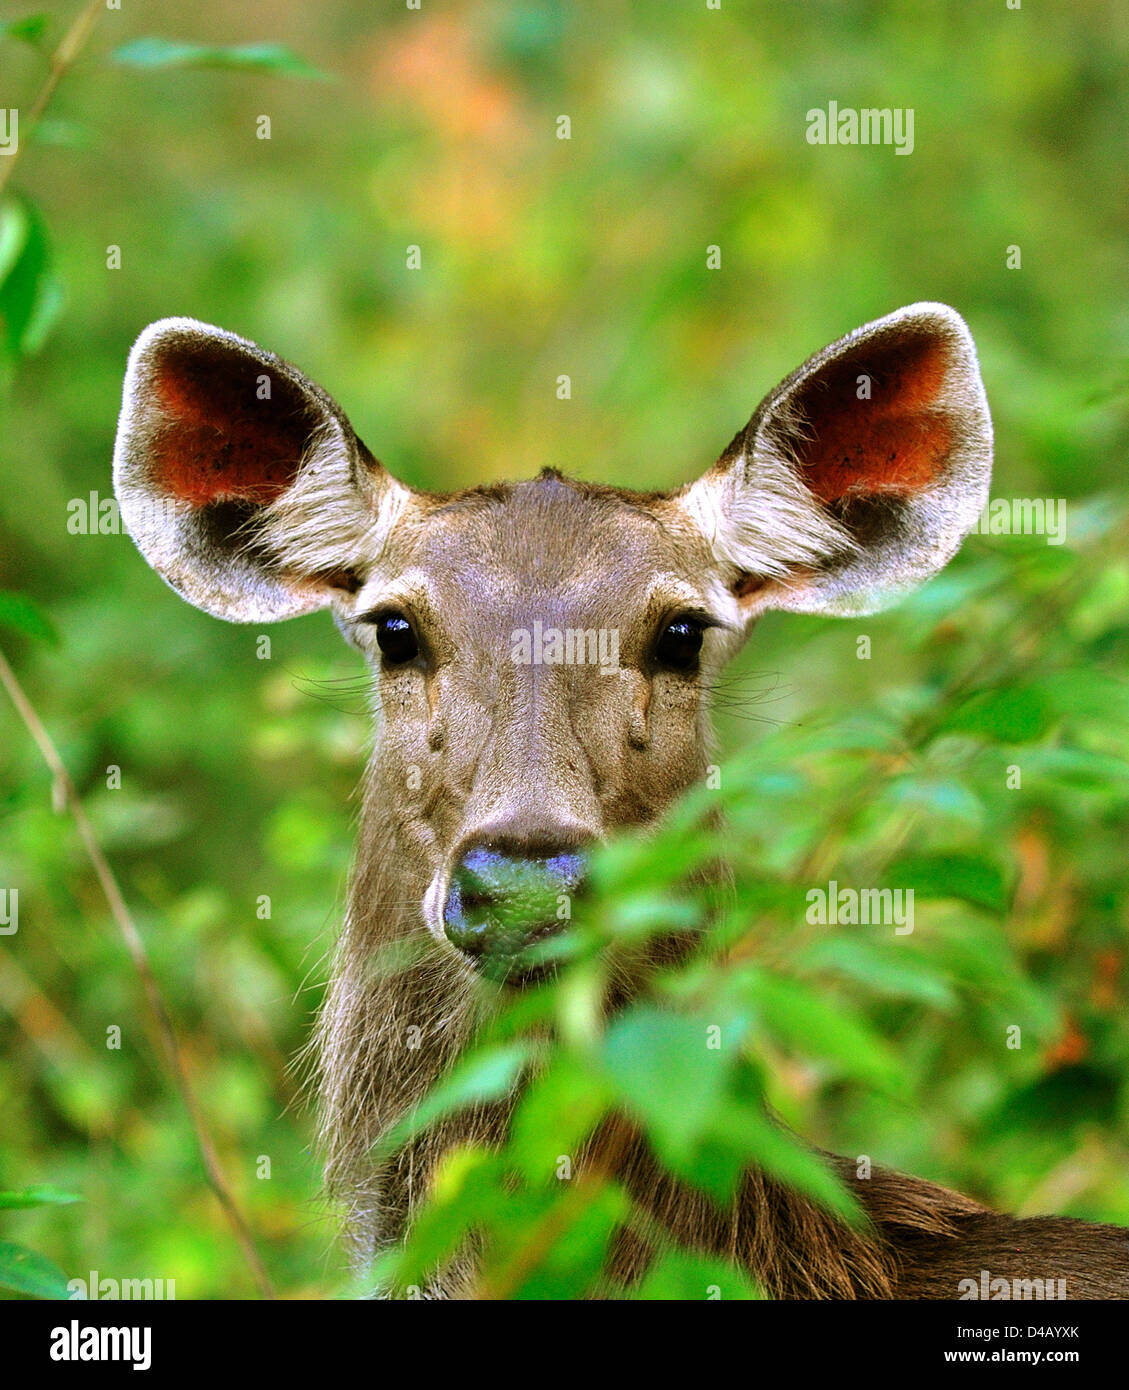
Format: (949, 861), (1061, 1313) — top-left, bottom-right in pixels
(113, 318), (408, 622)
(680, 303), (992, 616)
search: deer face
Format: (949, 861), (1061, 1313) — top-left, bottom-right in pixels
(336, 473), (735, 977)
(113, 304), (991, 981)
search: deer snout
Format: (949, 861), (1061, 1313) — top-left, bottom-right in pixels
(442, 843), (588, 983)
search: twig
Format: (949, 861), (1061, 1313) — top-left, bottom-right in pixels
(0, 0), (105, 201)
(0, 647), (276, 1299)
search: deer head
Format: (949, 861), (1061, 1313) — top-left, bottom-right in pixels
(113, 315), (1129, 1305)
(113, 304), (991, 986)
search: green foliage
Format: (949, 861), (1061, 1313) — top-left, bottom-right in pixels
(0, 1187), (78, 1299)
(0, 1241), (71, 1299)
(0, 15), (49, 49)
(110, 39), (331, 81)
(0, 1186), (80, 1209)
(0, 590), (59, 647)
(1, 1), (1127, 1299)
(0, 196), (64, 368)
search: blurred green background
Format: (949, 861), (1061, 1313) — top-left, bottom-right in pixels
(1, 0), (1127, 1298)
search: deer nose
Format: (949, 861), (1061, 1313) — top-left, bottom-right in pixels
(443, 844), (588, 981)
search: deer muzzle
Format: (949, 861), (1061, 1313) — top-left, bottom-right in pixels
(442, 846), (588, 983)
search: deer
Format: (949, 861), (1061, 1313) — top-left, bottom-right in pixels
(111, 302), (1129, 1299)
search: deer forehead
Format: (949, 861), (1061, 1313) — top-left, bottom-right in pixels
(348, 474), (725, 639)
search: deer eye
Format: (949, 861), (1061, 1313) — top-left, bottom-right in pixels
(654, 618), (704, 671)
(373, 612), (419, 664)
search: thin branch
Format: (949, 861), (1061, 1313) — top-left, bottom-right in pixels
(0, 0), (104, 202)
(0, 647), (277, 1299)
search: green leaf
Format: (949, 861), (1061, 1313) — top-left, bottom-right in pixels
(939, 665), (1129, 747)
(708, 1100), (863, 1224)
(941, 684), (1056, 743)
(498, 1182), (632, 1299)
(741, 971), (907, 1094)
(508, 1055), (611, 1183)
(0, 14), (49, 46)
(18, 270), (64, 354)
(929, 919), (1057, 1030)
(630, 1250), (762, 1300)
(110, 38), (331, 81)
(1038, 670), (1129, 725)
(1019, 746), (1129, 790)
(0, 202), (27, 287)
(0, 1241), (71, 1299)
(601, 1005), (733, 1161)
(606, 891), (702, 939)
(591, 827), (716, 897)
(885, 852), (1010, 914)
(798, 937), (957, 1010)
(28, 118), (93, 151)
(370, 1147), (502, 1296)
(0, 1186), (80, 1210)
(0, 197), (63, 359)
(883, 775), (985, 827)
(1068, 562), (1129, 640)
(0, 590), (60, 646)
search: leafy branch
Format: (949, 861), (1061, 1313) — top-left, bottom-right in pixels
(0, 647), (276, 1298)
(0, 1), (103, 204)
(0, 0), (331, 1299)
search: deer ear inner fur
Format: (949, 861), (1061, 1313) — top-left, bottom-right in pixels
(113, 317), (409, 622)
(679, 302), (993, 617)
